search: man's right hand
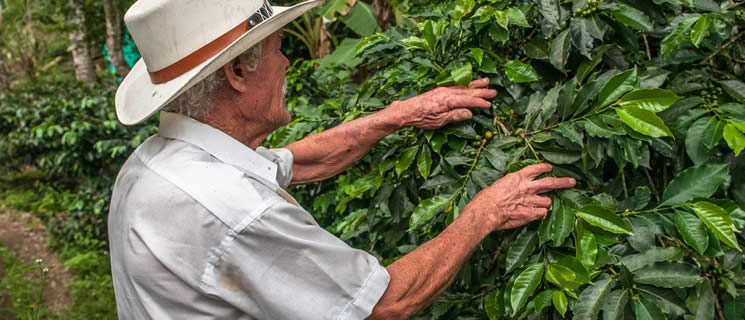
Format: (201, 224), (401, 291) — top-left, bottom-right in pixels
(369, 163), (574, 320)
(466, 163), (576, 236)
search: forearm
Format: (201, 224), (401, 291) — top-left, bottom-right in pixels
(369, 207), (493, 319)
(286, 105), (403, 185)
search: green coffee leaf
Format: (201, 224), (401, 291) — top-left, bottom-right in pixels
(553, 290), (568, 317)
(550, 202), (575, 246)
(701, 117), (725, 149)
(719, 80), (745, 103)
(685, 117), (714, 165)
(577, 45), (609, 84)
(507, 7), (530, 27)
(637, 286), (687, 318)
(572, 276), (615, 320)
(620, 246), (685, 271)
(538, 0), (561, 34)
(694, 280), (715, 320)
(690, 15), (711, 48)
(395, 145), (419, 176)
(409, 196), (450, 231)
(576, 223), (598, 270)
(571, 17), (596, 59)
(597, 68), (638, 109)
(674, 210), (709, 254)
(618, 89), (681, 112)
(616, 106), (673, 138)
(510, 263), (545, 315)
(575, 205), (633, 234)
(485, 289), (504, 320)
(504, 60), (540, 83)
(633, 296), (668, 320)
(550, 29), (572, 72)
(505, 229), (538, 273)
(417, 144), (433, 179)
(402, 36), (431, 51)
(660, 15), (698, 56)
(602, 289), (629, 320)
(723, 123), (745, 156)
(690, 201), (741, 251)
(533, 289), (553, 312)
(452, 62), (473, 87)
(633, 262), (702, 288)
(661, 163), (729, 206)
(613, 4), (653, 32)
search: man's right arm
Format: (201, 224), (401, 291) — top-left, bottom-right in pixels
(368, 164), (576, 319)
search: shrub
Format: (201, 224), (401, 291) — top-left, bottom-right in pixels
(270, 0), (745, 318)
(0, 76), (156, 244)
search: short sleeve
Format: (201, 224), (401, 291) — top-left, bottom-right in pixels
(254, 147), (294, 189)
(212, 201), (390, 320)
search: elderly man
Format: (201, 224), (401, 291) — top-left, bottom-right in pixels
(109, 0), (575, 319)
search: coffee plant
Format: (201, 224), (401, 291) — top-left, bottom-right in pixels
(269, 0), (745, 319)
(0, 76), (157, 244)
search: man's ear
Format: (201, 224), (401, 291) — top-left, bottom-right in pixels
(223, 56), (252, 93)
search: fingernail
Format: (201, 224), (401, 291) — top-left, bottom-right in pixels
(570, 178), (576, 184)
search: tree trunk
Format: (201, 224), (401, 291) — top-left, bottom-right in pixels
(68, 0), (96, 83)
(0, 59), (9, 91)
(102, 0), (129, 76)
(373, 0), (391, 31)
(318, 18), (331, 59)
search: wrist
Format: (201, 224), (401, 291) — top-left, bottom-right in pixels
(380, 101), (409, 129)
(460, 202), (501, 239)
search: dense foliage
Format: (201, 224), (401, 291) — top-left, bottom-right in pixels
(268, 0), (745, 319)
(2, 0), (745, 319)
(0, 76), (156, 245)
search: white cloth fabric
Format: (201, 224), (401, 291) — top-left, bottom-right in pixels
(108, 112), (390, 320)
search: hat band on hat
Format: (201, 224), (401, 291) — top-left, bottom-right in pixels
(148, 1), (274, 84)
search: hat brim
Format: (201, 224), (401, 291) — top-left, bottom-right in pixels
(115, 0), (323, 125)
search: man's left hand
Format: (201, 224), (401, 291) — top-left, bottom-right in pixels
(386, 78), (497, 129)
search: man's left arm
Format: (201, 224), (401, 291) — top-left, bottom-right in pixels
(286, 78), (497, 186)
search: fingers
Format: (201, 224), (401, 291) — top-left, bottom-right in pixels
(530, 207), (549, 219)
(528, 177), (577, 194)
(446, 95), (491, 109)
(526, 195), (552, 208)
(445, 109), (473, 122)
(519, 207), (549, 223)
(468, 77), (490, 88)
(465, 88), (498, 99)
(517, 163), (554, 179)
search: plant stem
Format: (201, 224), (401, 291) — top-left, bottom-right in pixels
(642, 33), (652, 61)
(644, 168), (660, 203)
(621, 169), (629, 199)
(714, 287), (726, 320)
(454, 139), (488, 198)
(708, 31), (745, 62)
(523, 136), (541, 161)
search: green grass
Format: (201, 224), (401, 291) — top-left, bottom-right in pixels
(0, 171), (118, 319)
(0, 244), (59, 320)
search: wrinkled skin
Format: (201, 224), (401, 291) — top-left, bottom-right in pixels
(286, 78), (498, 185)
(369, 163), (574, 319)
(470, 163), (575, 231)
(387, 78), (497, 129)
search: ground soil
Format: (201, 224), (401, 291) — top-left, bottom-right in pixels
(0, 210), (72, 314)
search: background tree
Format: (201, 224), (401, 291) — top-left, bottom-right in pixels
(68, 0), (96, 83)
(102, 0), (129, 76)
(0, 59), (8, 91)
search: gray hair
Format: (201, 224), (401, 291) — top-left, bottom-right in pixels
(161, 43), (263, 120)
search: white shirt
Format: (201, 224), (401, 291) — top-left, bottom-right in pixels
(108, 112), (390, 320)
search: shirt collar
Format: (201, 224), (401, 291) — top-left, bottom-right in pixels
(158, 111), (279, 185)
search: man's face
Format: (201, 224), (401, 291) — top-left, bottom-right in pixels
(240, 31), (291, 129)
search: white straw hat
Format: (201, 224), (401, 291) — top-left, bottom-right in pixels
(115, 0), (323, 125)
